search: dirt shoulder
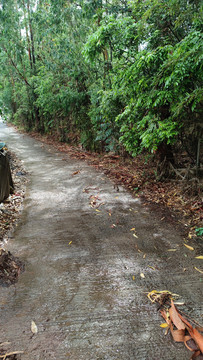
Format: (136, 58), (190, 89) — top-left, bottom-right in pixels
(0, 150), (27, 285)
(28, 131), (202, 240)
(0, 151), (28, 244)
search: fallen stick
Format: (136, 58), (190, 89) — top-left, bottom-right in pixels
(0, 351), (24, 360)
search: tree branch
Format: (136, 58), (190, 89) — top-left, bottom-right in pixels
(3, 47), (31, 87)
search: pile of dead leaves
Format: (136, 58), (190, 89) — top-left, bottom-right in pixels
(0, 248), (24, 286)
(148, 290), (203, 359)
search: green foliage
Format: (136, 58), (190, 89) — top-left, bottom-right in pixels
(195, 228), (203, 237)
(0, 0), (202, 158)
(115, 29), (202, 155)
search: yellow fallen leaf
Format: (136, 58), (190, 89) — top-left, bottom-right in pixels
(68, 241), (72, 245)
(167, 249), (177, 252)
(140, 273), (145, 278)
(160, 323), (169, 328)
(96, 209), (101, 212)
(188, 232), (193, 239)
(31, 320), (38, 334)
(143, 254), (146, 259)
(130, 228), (135, 231)
(194, 267), (203, 274)
(109, 212), (111, 216)
(195, 256), (203, 260)
(148, 265), (156, 271)
(132, 275), (135, 280)
(133, 233), (138, 238)
(184, 244), (194, 251)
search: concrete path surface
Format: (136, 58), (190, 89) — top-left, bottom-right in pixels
(0, 120), (202, 360)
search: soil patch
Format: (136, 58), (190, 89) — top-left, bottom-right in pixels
(0, 149), (27, 286)
(0, 248), (24, 286)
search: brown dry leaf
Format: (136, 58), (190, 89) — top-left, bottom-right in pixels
(169, 301), (186, 330)
(189, 328), (203, 354)
(160, 309), (170, 324)
(72, 170), (80, 176)
(174, 305), (193, 330)
(184, 244), (194, 251)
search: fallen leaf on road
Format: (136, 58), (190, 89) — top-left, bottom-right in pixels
(140, 273), (145, 278)
(31, 320), (38, 334)
(133, 233), (138, 238)
(72, 170), (80, 176)
(132, 275), (135, 280)
(167, 249), (177, 252)
(195, 256), (203, 260)
(147, 290), (177, 304)
(68, 241), (72, 245)
(194, 267), (203, 274)
(0, 351), (24, 359)
(160, 323), (169, 328)
(148, 292), (203, 358)
(184, 244), (194, 251)
(148, 265), (156, 270)
(130, 228), (135, 231)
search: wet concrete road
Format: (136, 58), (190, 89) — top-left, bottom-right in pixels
(0, 120), (202, 360)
